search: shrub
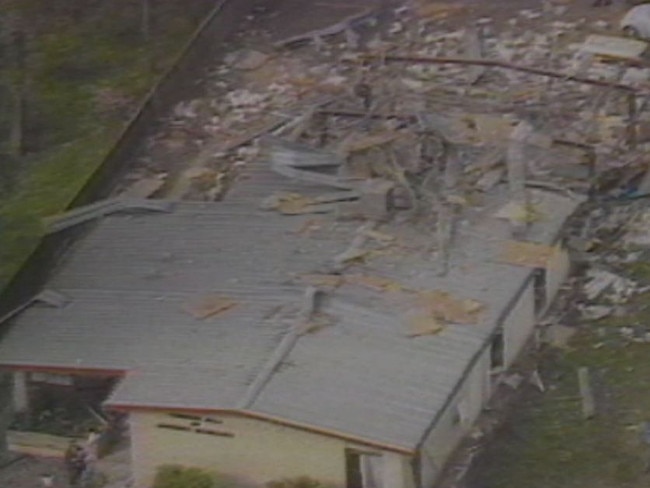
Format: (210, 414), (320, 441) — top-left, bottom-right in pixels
(266, 476), (333, 488)
(152, 465), (214, 488)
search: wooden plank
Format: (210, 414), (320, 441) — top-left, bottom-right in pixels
(578, 367), (596, 419)
(581, 35), (648, 61)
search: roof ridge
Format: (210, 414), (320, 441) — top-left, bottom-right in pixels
(236, 286), (324, 409)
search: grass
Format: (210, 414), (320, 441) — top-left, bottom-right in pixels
(478, 288), (650, 488)
(0, 130), (118, 289)
(0, 8), (200, 292)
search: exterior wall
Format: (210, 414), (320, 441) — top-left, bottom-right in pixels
(129, 411), (414, 488)
(502, 282), (536, 368)
(545, 243), (570, 307)
(418, 347), (491, 487)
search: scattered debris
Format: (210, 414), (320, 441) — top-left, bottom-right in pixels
(579, 304), (614, 321)
(583, 268), (637, 302)
(529, 369), (546, 393)
(619, 325), (650, 343)
(274, 7), (377, 49)
(501, 373), (524, 390)
(229, 49), (270, 71)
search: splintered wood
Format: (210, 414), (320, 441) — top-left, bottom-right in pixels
(338, 130), (402, 155)
(183, 295), (238, 319)
(408, 290), (485, 337)
(268, 193), (316, 215)
(499, 240), (554, 268)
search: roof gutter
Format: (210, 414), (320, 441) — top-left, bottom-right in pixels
(105, 401), (415, 456)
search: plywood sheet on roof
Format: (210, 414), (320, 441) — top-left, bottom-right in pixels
(345, 274), (406, 293)
(416, 290), (484, 324)
(406, 314), (445, 337)
(499, 240), (554, 268)
(183, 295), (238, 319)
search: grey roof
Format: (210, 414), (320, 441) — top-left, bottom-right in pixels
(0, 155), (582, 451)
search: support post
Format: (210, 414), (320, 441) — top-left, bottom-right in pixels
(627, 92), (638, 150)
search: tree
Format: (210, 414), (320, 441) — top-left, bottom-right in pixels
(0, 2), (28, 157)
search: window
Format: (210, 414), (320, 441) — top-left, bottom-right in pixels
(157, 413), (232, 437)
(490, 329), (504, 370)
(533, 268), (547, 315)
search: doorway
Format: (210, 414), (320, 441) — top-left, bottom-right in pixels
(346, 449), (383, 488)
(533, 268), (547, 315)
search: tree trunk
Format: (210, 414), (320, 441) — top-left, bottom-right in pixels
(8, 84), (24, 157)
(141, 0), (150, 43)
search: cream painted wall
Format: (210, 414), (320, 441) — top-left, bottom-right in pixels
(129, 411), (414, 488)
(502, 282), (535, 368)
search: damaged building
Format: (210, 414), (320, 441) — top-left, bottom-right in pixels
(3, 5), (649, 486)
(0, 101), (584, 487)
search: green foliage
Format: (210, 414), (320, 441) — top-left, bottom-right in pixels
(266, 476), (334, 488)
(477, 291), (650, 488)
(153, 465), (215, 488)
(0, 129), (115, 289)
(0, 0), (206, 292)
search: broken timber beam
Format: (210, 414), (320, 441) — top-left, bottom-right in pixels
(358, 54), (640, 92)
(578, 367), (596, 419)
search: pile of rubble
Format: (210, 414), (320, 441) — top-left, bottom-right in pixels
(119, 0), (650, 207)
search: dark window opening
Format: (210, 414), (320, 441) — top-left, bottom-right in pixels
(533, 268), (547, 315)
(490, 329), (504, 370)
(157, 424), (233, 437)
(168, 413), (223, 424)
(157, 423), (190, 432)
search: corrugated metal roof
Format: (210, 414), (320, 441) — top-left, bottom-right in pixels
(0, 155), (582, 450)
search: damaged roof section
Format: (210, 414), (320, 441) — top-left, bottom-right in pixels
(0, 130), (582, 451)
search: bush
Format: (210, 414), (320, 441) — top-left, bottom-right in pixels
(152, 465), (215, 488)
(266, 476), (333, 488)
